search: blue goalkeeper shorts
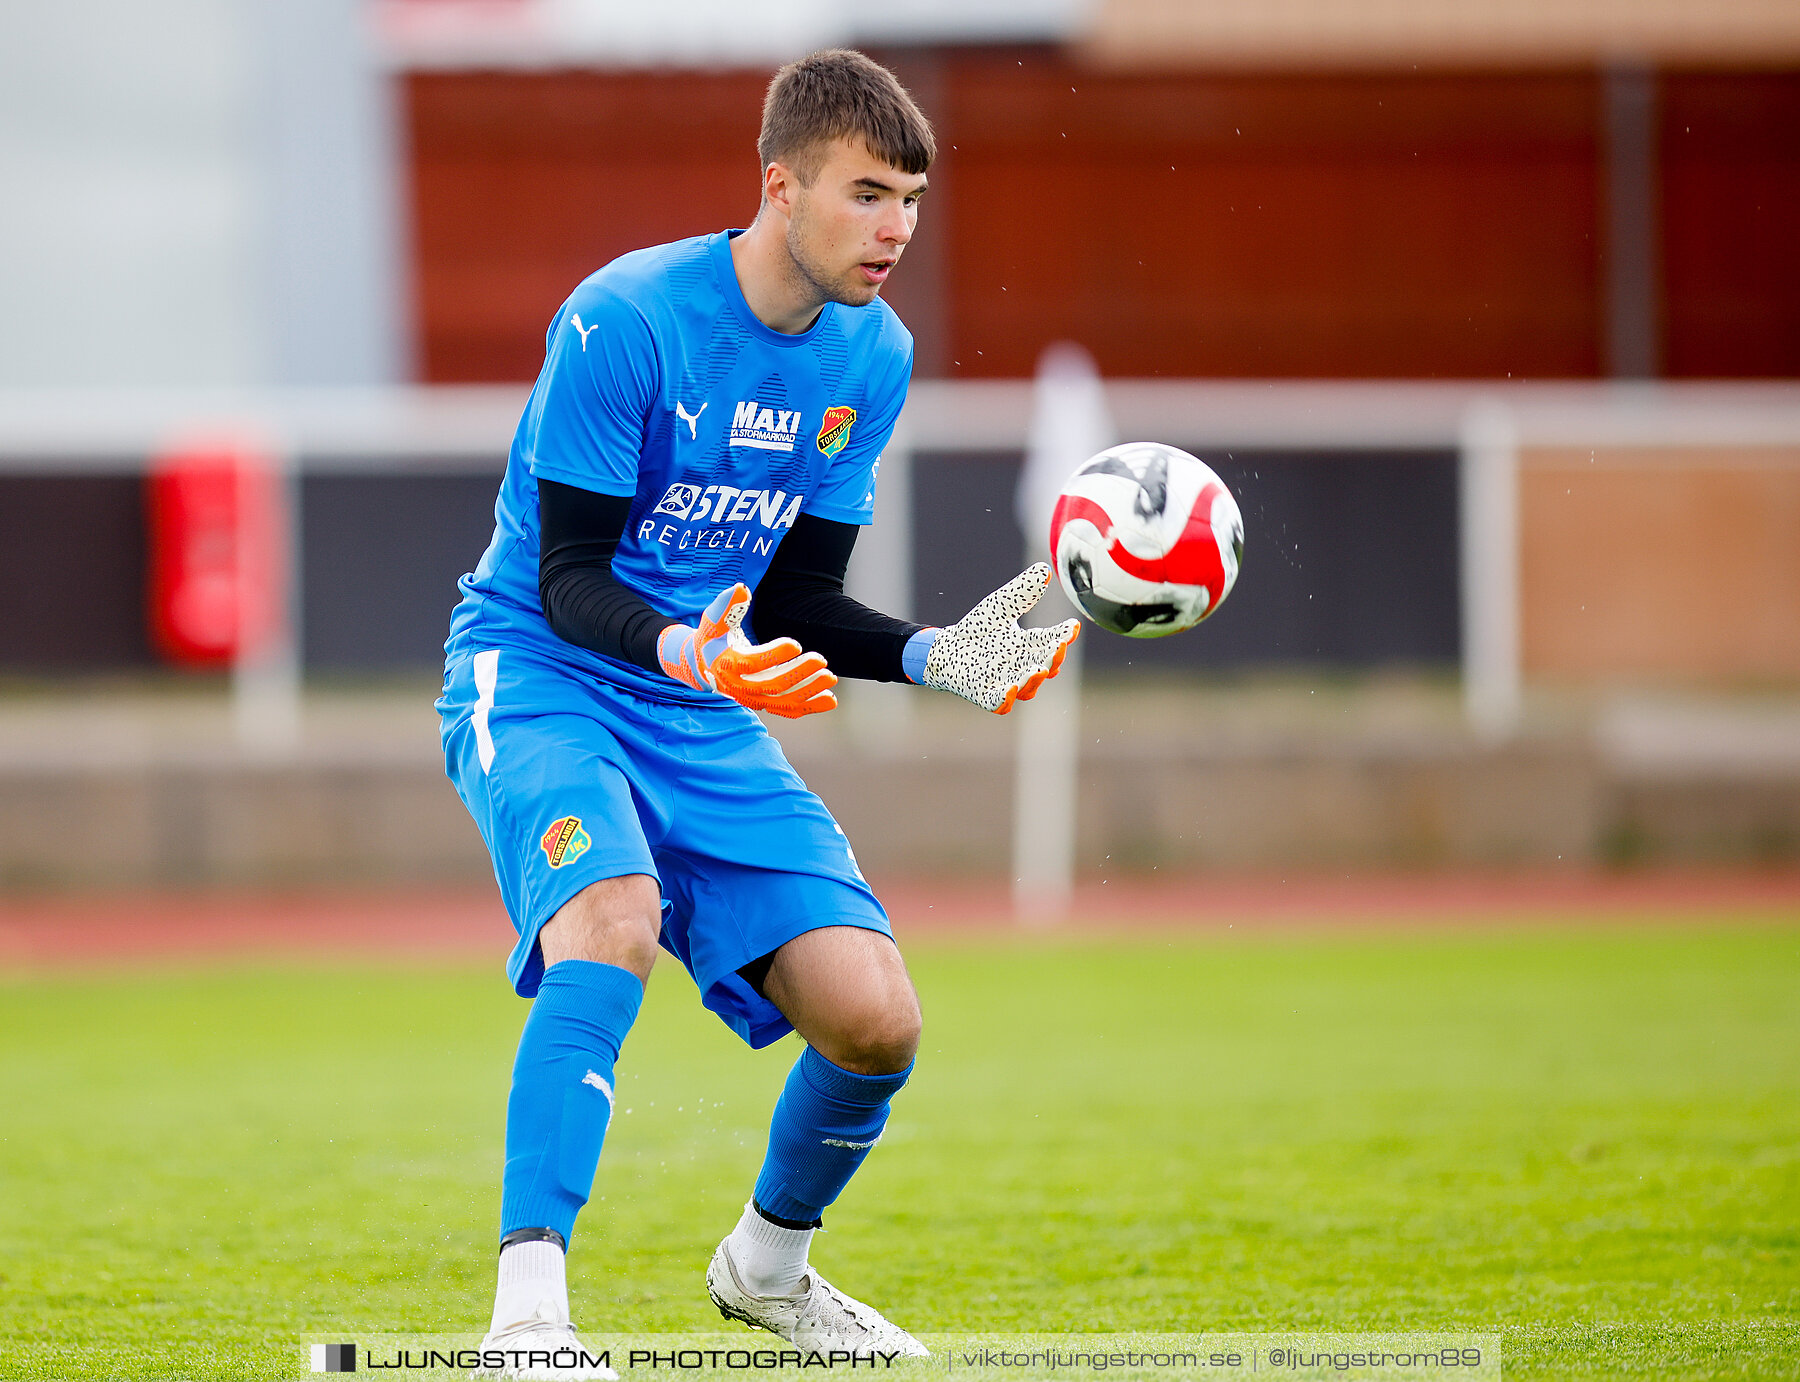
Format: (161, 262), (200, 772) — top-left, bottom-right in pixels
(438, 645), (890, 1048)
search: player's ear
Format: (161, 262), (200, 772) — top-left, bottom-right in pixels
(762, 160), (799, 220)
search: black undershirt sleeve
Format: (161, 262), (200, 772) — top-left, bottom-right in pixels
(540, 481), (923, 684)
(538, 478), (671, 673)
(753, 512), (925, 683)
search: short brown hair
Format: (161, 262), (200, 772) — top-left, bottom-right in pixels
(758, 49), (935, 186)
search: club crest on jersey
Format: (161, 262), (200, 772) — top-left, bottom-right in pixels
(729, 400), (802, 452)
(816, 406), (856, 458)
(653, 483), (702, 518)
(540, 816), (590, 868)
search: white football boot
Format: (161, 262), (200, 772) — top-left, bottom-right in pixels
(474, 1301), (619, 1381)
(706, 1236), (929, 1358)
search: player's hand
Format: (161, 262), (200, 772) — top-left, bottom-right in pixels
(914, 564), (1080, 714)
(657, 584), (838, 719)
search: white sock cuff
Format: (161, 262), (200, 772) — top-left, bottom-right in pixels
(728, 1202), (814, 1298)
(735, 1202), (814, 1251)
(493, 1238), (571, 1332)
(499, 1238), (565, 1286)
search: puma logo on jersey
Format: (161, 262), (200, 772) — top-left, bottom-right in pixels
(674, 400), (706, 439)
(728, 400), (802, 452)
(569, 314), (600, 350)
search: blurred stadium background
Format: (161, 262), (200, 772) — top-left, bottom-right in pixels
(3, 5), (1799, 1380)
(1, 0), (1798, 897)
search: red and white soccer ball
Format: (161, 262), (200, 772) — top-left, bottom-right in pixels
(1049, 442), (1244, 638)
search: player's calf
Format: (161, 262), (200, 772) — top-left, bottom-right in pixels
(484, 933), (647, 1379)
(753, 1045), (912, 1228)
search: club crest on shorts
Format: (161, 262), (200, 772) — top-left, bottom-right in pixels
(816, 406), (856, 458)
(540, 816), (591, 868)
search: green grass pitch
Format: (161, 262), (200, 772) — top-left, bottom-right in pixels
(1, 920), (1796, 1380)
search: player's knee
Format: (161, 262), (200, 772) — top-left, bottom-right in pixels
(540, 874), (662, 977)
(840, 989), (921, 1075)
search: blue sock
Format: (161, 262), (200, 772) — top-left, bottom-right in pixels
(753, 1046), (913, 1224)
(500, 959), (644, 1246)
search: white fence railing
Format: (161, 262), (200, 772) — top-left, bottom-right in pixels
(4, 379), (1799, 746)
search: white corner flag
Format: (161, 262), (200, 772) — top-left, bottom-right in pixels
(1012, 344), (1114, 924)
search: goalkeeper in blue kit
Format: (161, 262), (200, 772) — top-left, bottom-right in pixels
(438, 49), (1077, 1380)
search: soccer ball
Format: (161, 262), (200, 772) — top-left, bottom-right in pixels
(1049, 442), (1244, 638)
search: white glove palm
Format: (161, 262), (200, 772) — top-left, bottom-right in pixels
(919, 564), (1080, 714)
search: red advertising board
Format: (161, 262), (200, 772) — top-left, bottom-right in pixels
(146, 440), (287, 667)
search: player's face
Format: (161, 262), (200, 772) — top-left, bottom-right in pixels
(784, 139), (927, 308)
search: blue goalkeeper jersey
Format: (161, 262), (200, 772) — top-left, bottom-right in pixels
(446, 229), (914, 703)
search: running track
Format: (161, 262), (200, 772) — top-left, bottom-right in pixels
(2, 870), (1797, 970)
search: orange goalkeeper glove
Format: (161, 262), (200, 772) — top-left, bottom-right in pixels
(656, 583), (837, 719)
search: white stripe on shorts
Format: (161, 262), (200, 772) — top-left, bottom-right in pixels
(472, 649), (500, 773)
